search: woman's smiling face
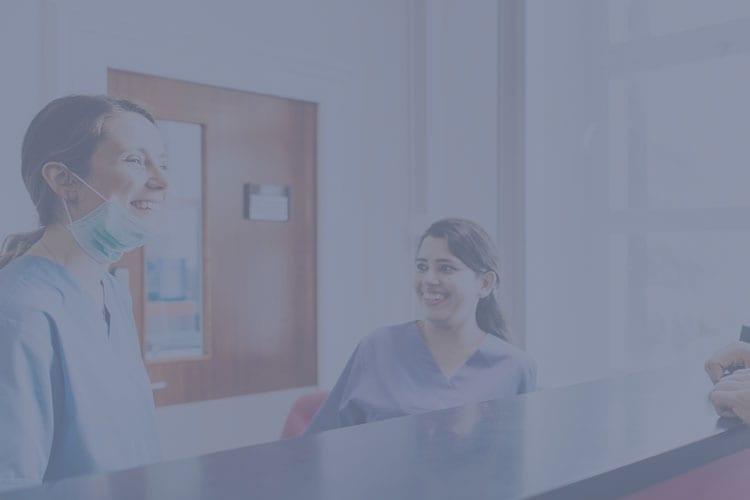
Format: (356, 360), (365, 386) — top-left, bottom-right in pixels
(71, 111), (168, 223)
(414, 236), (486, 330)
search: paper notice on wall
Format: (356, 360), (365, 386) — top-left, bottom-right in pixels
(244, 184), (290, 222)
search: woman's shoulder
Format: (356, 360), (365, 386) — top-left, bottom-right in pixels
(336, 322), (419, 381)
(479, 336), (537, 392)
(0, 255), (67, 294)
(360, 321), (419, 349)
(0, 256), (67, 326)
(482, 335), (537, 372)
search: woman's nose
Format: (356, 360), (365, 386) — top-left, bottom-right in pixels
(424, 269), (440, 284)
(146, 164), (169, 191)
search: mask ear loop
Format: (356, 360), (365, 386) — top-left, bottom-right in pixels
(58, 164), (108, 225)
(62, 198), (75, 226)
(66, 169), (108, 201)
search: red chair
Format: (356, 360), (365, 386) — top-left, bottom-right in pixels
(280, 391), (330, 439)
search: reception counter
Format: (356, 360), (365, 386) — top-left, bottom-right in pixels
(2, 366), (749, 499)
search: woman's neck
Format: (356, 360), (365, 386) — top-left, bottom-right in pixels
(27, 223), (108, 298)
(419, 317), (485, 349)
(418, 318), (487, 379)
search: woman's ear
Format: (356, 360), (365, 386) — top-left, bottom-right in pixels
(479, 270), (497, 298)
(41, 162), (78, 202)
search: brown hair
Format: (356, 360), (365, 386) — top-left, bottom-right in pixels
(418, 218), (509, 342)
(0, 95), (155, 269)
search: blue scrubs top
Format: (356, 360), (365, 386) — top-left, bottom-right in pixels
(306, 321), (536, 434)
(0, 256), (160, 492)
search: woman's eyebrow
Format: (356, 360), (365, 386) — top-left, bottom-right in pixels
(435, 258), (457, 264)
(415, 258), (459, 264)
(121, 148), (168, 163)
(119, 148), (145, 156)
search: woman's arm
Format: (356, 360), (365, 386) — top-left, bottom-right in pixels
(304, 343), (365, 434)
(0, 312), (56, 492)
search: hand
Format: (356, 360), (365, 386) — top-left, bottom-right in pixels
(704, 342), (750, 384)
(709, 369), (750, 422)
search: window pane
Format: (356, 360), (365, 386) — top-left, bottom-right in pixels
(610, 231), (750, 372)
(609, 53), (750, 210)
(609, 0), (750, 43)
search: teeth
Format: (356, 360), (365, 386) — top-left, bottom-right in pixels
(423, 293), (445, 301)
(131, 201), (159, 210)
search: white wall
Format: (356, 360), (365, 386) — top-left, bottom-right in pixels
(0, 1), (45, 235)
(0, 0), (503, 460)
(525, 0), (613, 387)
(412, 0), (499, 238)
(524, 0), (750, 388)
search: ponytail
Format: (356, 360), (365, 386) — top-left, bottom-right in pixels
(0, 228), (45, 269)
(476, 290), (510, 342)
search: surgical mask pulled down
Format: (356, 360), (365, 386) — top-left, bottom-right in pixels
(61, 168), (151, 264)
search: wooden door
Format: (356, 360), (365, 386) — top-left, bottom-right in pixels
(108, 69), (317, 406)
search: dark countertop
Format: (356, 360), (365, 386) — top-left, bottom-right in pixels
(3, 366), (749, 500)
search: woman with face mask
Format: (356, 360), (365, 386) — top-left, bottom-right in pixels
(305, 218), (536, 434)
(0, 95), (167, 491)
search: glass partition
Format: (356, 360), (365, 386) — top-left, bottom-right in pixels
(144, 120), (205, 361)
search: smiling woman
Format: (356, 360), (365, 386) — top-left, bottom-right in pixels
(305, 218), (536, 434)
(0, 95), (165, 492)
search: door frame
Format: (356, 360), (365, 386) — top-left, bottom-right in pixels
(42, 3), (370, 388)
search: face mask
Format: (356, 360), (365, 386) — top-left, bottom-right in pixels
(62, 169), (151, 264)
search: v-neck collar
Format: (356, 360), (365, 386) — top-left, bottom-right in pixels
(411, 321), (488, 385)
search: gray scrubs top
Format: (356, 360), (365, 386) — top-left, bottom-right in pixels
(0, 256), (160, 492)
(306, 321), (536, 434)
